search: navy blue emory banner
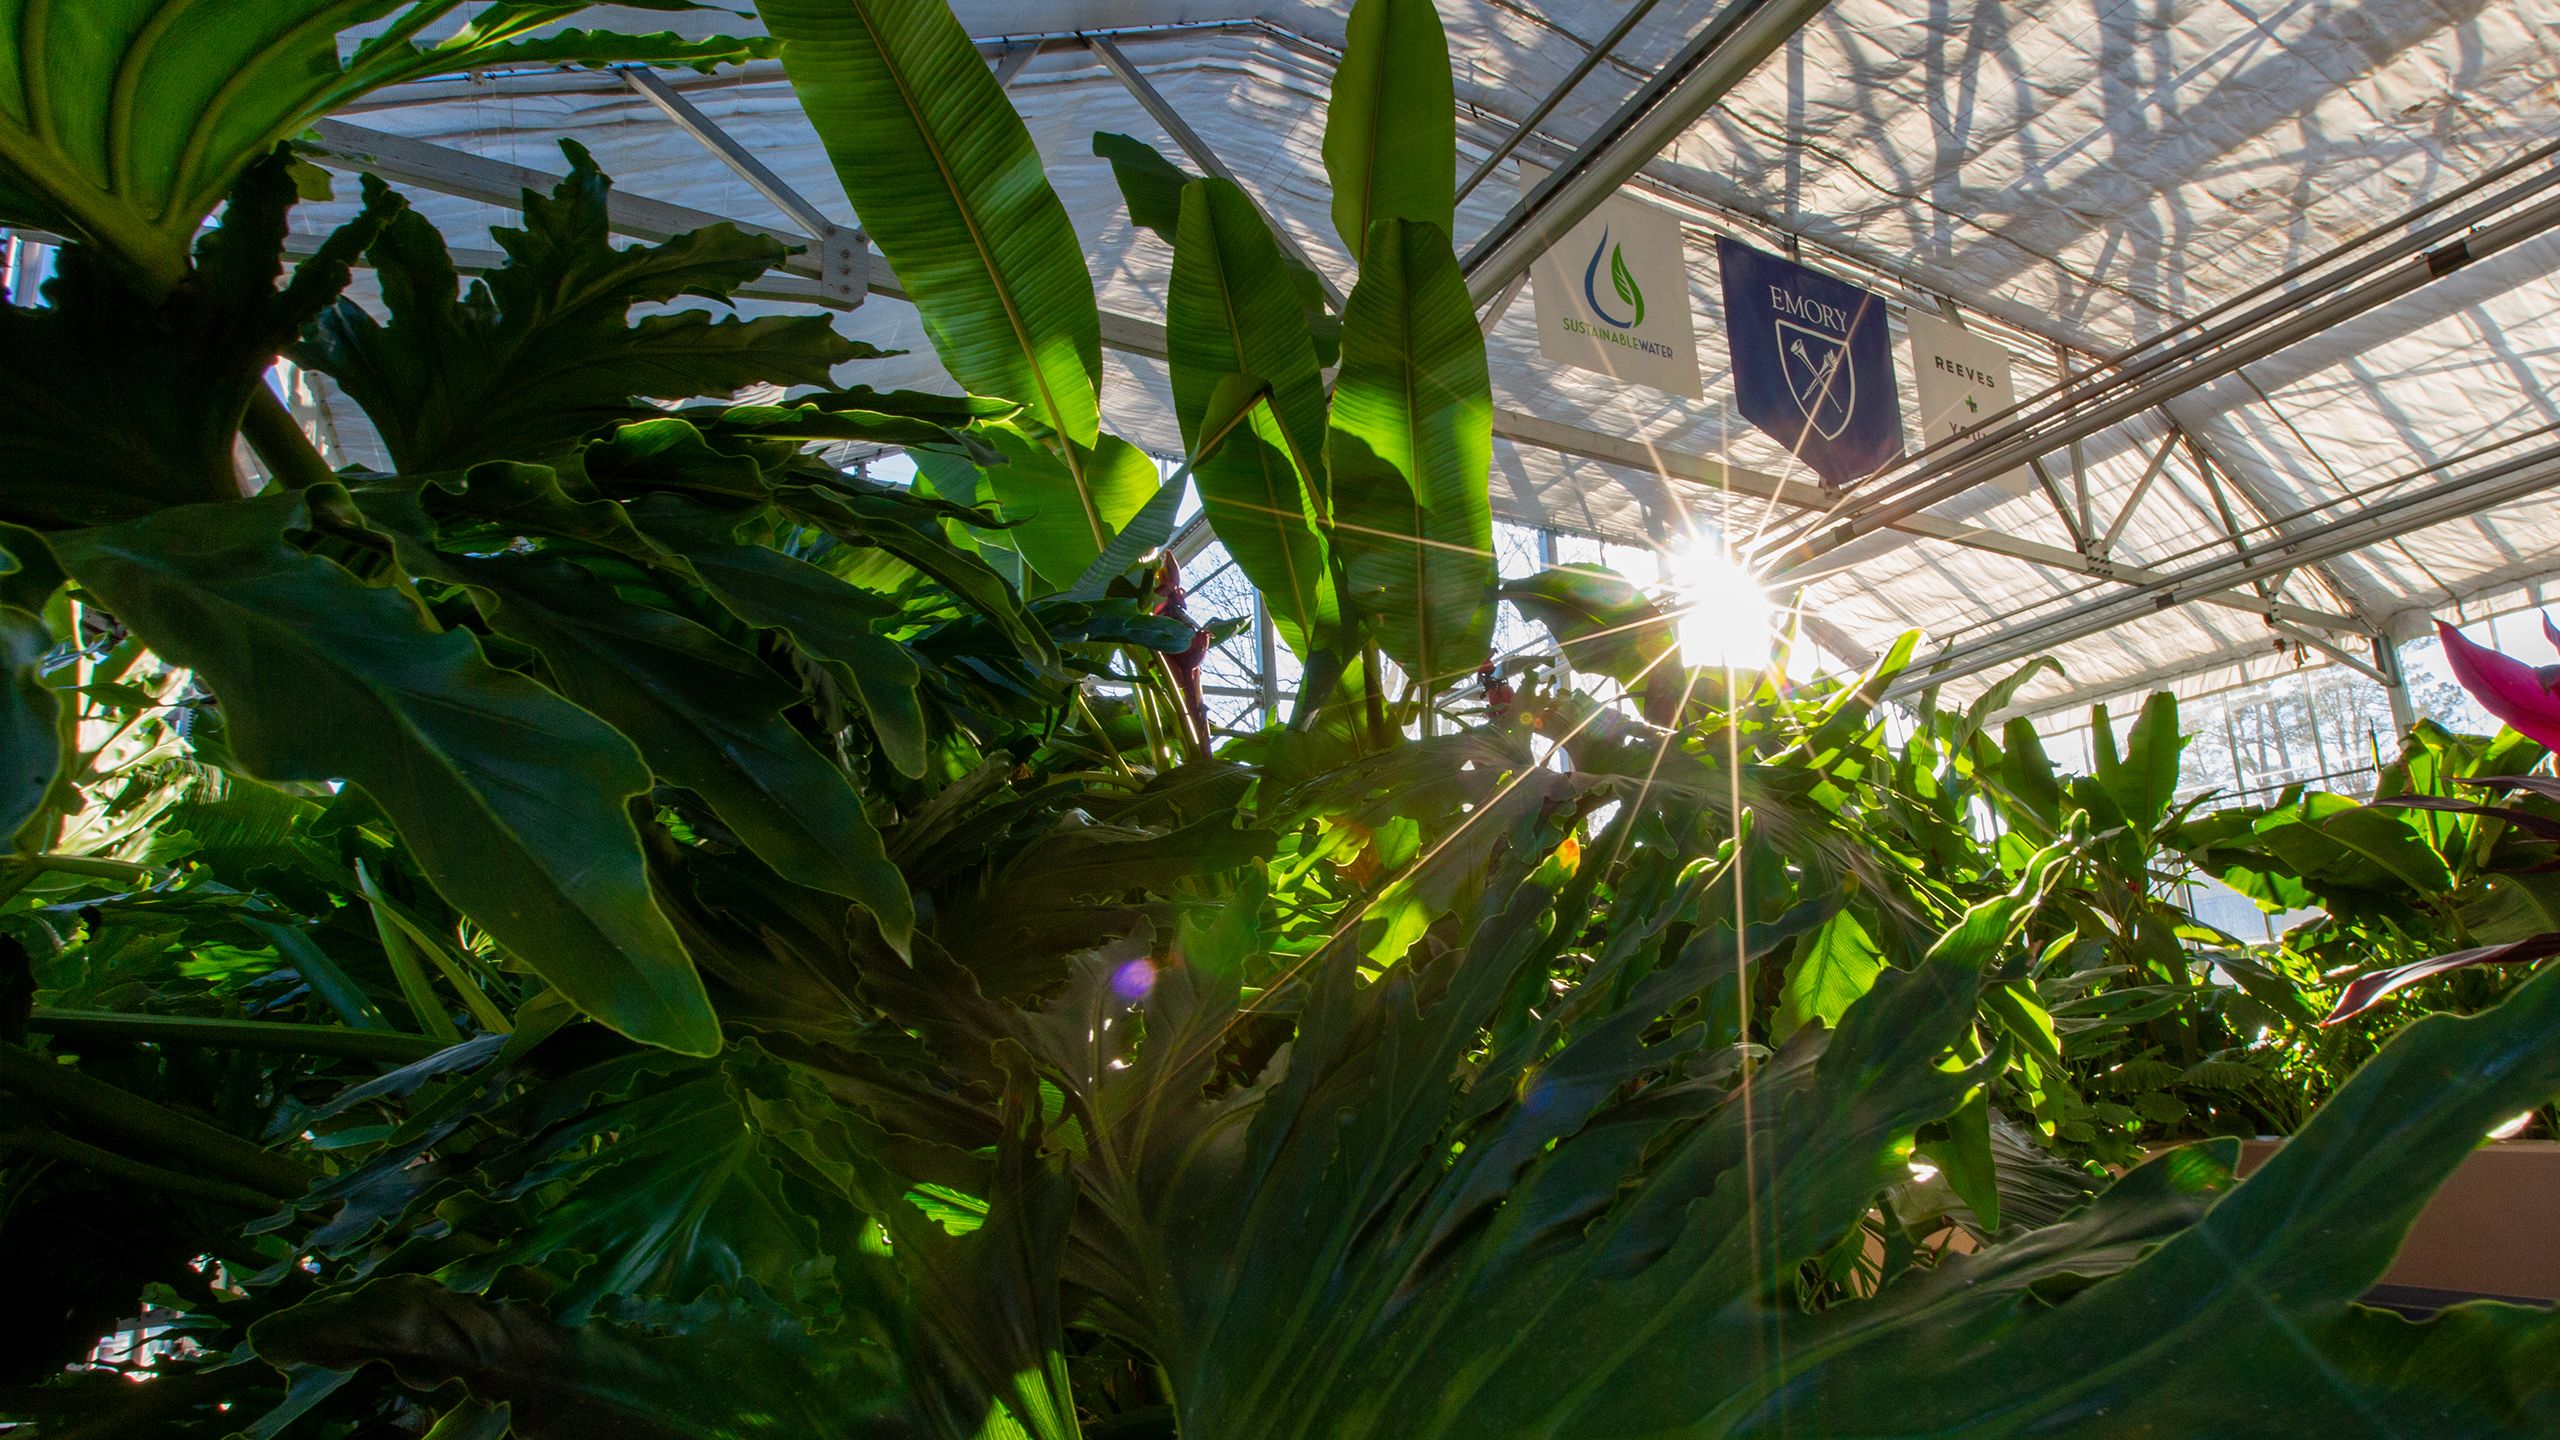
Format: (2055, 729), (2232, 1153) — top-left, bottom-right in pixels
(1717, 238), (1905, 488)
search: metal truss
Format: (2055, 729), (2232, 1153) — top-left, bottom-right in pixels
(1881, 433), (2560, 699)
(296, 11), (2551, 709)
(1457, 0), (1832, 307)
(1760, 138), (2560, 572)
(300, 113), (2375, 651)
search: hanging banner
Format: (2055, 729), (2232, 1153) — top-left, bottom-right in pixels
(1716, 238), (1902, 487)
(1524, 166), (1702, 397)
(1905, 311), (2032, 496)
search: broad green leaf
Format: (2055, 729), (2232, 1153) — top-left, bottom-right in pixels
(446, 549), (917, 948)
(250, 1275), (895, 1440)
(1952, 655), (2061, 756)
(1328, 219), (1495, 693)
(631, 509), (933, 788)
(1167, 178), (1338, 656)
(1101, 132), (1341, 364)
(2100, 690), (2185, 827)
(51, 493), (720, 1055)
(1091, 131), (1193, 246)
(762, 0), (1102, 447)
(1323, 0), (1456, 262)
(1499, 564), (1678, 700)
(1774, 906), (1885, 1042)
(0, 0), (761, 294)
(297, 153), (856, 472)
(1758, 935), (2560, 1436)
(1923, 1080), (2002, 1232)
(978, 427), (1162, 594)
(1999, 714), (2064, 831)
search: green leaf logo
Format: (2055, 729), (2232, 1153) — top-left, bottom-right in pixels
(1610, 243), (1645, 328)
(1583, 227), (1644, 330)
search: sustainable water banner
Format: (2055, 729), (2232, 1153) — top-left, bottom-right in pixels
(1906, 310), (2031, 496)
(1526, 168), (1702, 397)
(1717, 238), (1903, 487)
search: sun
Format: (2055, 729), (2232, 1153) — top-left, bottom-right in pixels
(1671, 538), (1776, 672)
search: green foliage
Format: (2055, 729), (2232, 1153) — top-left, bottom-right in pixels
(761, 0), (1102, 449)
(1328, 218), (1496, 694)
(0, 0), (764, 295)
(8, 6), (2560, 1439)
(1322, 0), (1458, 261)
(297, 151), (861, 471)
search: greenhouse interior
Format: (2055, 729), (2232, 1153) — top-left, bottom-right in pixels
(6, 0), (2560, 1435)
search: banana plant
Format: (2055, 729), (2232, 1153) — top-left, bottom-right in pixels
(758, 0), (1496, 746)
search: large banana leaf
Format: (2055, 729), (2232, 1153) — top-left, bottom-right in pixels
(760, 0), (1102, 452)
(0, 0), (760, 294)
(1328, 219), (1495, 693)
(46, 493), (721, 1055)
(975, 428), (1163, 595)
(1322, 0), (1457, 262)
(1165, 178), (1337, 657)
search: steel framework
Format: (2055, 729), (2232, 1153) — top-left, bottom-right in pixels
(270, 9), (2560, 721)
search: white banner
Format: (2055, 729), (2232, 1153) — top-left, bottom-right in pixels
(1905, 312), (2030, 496)
(1524, 167), (1701, 398)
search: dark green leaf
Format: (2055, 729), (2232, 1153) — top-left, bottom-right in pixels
(1167, 178), (1339, 658)
(296, 150), (855, 472)
(445, 549), (917, 949)
(51, 492), (719, 1055)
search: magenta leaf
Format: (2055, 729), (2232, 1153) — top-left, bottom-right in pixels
(2435, 619), (2560, 750)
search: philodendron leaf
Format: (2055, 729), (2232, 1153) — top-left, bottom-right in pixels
(1328, 218), (1495, 694)
(0, 150), (383, 528)
(50, 492), (720, 1056)
(1323, 0), (1457, 262)
(296, 149), (859, 472)
(250, 1276), (894, 1440)
(629, 503), (933, 786)
(441, 548), (918, 951)
(762, 0), (1102, 448)
(0, 0), (763, 295)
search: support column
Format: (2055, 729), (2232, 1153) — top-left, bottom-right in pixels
(2375, 632), (2418, 737)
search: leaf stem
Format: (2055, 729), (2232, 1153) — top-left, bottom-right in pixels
(241, 385), (337, 493)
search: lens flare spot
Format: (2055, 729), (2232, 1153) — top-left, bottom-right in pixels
(1111, 959), (1158, 1003)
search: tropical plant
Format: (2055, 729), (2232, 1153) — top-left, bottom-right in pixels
(8, 1), (2560, 1437)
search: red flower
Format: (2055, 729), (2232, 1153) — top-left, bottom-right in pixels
(2436, 616), (2560, 750)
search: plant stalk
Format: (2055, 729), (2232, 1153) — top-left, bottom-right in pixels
(240, 385), (337, 493)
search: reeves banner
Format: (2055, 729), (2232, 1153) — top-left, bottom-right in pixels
(1717, 238), (1903, 487)
(1525, 166), (1702, 397)
(1906, 311), (2031, 496)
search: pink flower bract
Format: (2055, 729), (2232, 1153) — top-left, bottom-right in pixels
(2436, 618), (2560, 750)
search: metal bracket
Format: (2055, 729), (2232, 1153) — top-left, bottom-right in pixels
(817, 227), (869, 311)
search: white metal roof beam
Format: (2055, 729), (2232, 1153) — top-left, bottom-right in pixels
(1459, 0), (1835, 307)
(1880, 438), (2560, 697)
(299, 121), (2370, 643)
